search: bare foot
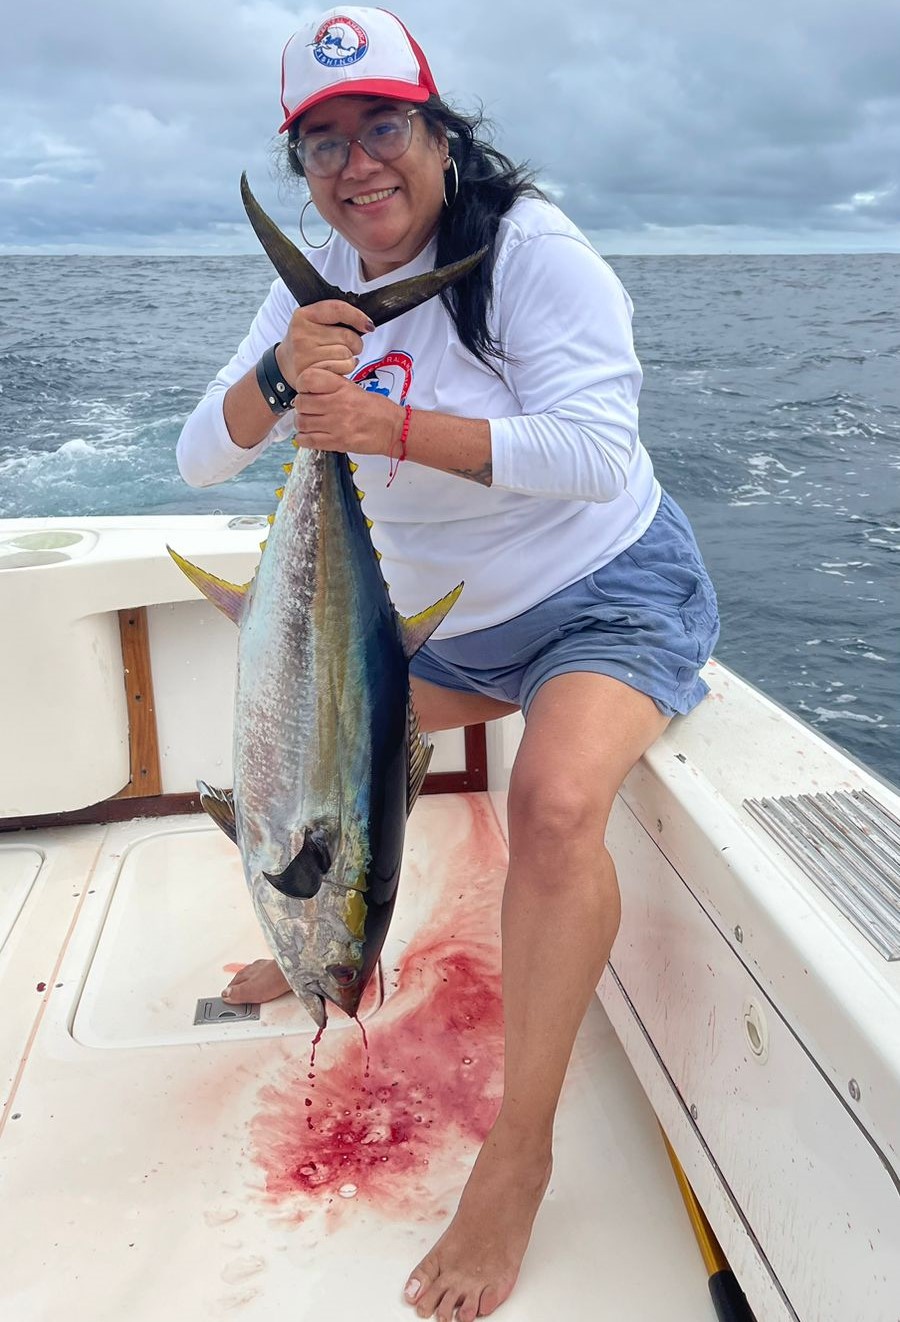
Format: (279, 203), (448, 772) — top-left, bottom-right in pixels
(221, 959), (291, 1004)
(404, 1121), (552, 1321)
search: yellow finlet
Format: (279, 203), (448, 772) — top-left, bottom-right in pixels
(267, 513), (275, 525)
(282, 463), (293, 475)
(348, 460), (359, 473)
(355, 488), (365, 501)
(274, 486), (285, 500)
(365, 517), (374, 529)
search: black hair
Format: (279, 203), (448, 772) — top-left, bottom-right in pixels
(285, 98), (544, 367)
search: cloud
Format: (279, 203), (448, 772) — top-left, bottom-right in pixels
(2, 0), (898, 252)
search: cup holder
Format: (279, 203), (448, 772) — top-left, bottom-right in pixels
(0, 529), (98, 571)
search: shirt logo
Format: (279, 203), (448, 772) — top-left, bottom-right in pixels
(311, 17), (368, 68)
(352, 351), (413, 403)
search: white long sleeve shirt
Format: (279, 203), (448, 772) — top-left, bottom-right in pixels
(176, 196), (660, 637)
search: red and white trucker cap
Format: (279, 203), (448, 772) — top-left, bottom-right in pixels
(279, 7), (439, 133)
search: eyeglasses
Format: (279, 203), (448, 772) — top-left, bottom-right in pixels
(293, 108), (420, 179)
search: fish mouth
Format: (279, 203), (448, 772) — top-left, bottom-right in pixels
(299, 987), (327, 1030)
(301, 980), (362, 1026)
(301, 968), (365, 1022)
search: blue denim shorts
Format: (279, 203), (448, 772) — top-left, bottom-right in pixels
(409, 491), (720, 720)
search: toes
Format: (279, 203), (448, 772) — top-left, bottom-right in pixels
(222, 960), (265, 1001)
(437, 1291), (466, 1322)
(477, 1285), (505, 1316)
(405, 1251), (440, 1308)
(221, 974), (248, 1001)
(414, 1285), (440, 1318)
(458, 1297), (480, 1322)
(413, 1278), (446, 1319)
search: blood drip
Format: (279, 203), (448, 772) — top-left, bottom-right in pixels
(251, 797), (507, 1224)
(309, 1024), (324, 1071)
(355, 1017), (371, 1078)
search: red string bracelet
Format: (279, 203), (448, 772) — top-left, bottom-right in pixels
(387, 403), (412, 487)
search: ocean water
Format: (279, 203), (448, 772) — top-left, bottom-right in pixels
(0, 253), (897, 786)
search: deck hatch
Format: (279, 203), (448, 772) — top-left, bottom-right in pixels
(194, 996), (260, 1025)
(744, 790), (900, 960)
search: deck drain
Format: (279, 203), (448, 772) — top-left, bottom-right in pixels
(194, 996), (260, 1025)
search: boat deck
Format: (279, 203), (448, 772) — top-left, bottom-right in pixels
(0, 793), (716, 1321)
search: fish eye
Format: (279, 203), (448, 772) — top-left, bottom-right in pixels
(326, 963), (359, 987)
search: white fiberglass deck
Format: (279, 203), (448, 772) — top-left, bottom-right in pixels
(0, 793), (715, 1322)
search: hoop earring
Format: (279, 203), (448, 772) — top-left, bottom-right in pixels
(443, 158), (459, 209)
(299, 198), (333, 249)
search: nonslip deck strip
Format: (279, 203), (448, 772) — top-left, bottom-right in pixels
(744, 790), (900, 961)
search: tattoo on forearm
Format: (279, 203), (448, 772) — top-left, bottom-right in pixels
(448, 461), (492, 487)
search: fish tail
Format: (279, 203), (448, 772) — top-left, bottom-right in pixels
(240, 174), (485, 327)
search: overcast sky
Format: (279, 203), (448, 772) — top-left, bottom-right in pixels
(2, 0), (899, 254)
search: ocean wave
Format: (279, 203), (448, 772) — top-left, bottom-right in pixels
(772, 391), (871, 413)
(746, 452), (805, 476)
(808, 707), (885, 726)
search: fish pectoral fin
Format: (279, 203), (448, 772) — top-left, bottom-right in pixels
(167, 547), (250, 626)
(197, 780), (237, 845)
(263, 828), (333, 899)
(398, 582), (464, 659)
(407, 701), (434, 813)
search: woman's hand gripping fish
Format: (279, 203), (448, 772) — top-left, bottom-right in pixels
(169, 177), (483, 1030)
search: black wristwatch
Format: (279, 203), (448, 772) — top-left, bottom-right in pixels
(256, 343), (297, 414)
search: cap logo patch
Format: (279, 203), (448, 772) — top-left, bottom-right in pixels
(312, 17), (369, 69)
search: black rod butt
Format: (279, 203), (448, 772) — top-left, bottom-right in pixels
(708, 1270), (757, 1322)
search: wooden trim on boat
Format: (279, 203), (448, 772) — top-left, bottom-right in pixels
(0, 594), (488, 831)
(0, 793), (204, 831)
(421, 724), (488, 795)
(113, 607), (162, 799)
(0, 726), (489, 832)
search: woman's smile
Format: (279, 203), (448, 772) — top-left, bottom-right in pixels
(300, 95), (447, 279)
(346, 185), (400, 208)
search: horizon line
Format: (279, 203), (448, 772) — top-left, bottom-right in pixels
(2, 247), (898, 258)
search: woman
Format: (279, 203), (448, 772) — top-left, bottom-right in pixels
(176, 7), (720, 1320)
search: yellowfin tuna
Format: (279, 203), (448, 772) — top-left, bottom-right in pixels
(169, 177), (482, 1029)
